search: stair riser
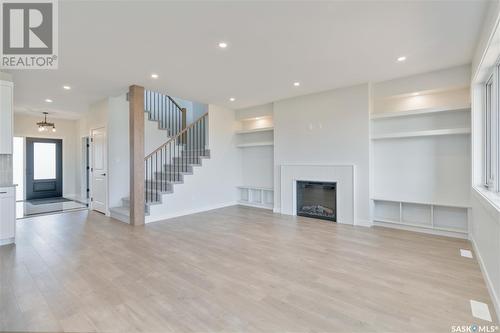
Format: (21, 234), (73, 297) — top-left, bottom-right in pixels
(120, 199), (151, 214)
(153, 173), (184, 182)
(173, 157), (202, 165)
(162, 165), (193, 173)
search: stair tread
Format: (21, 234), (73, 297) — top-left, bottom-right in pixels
(110, 206), (130, 216)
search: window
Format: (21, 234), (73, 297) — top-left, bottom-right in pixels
(33, 142), (56, 180)
(484, 67), (499, 191)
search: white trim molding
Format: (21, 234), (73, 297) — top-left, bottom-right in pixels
(279, 164), (355, 225)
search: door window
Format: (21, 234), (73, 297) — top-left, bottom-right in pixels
(33, 142), (56, 180)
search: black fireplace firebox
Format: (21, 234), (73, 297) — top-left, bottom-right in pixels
(296, 181), (337, 222)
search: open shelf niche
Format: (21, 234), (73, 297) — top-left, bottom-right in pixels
(238, 186), (274, 209)
(370, 86), (471, 237)
(235, 116), (274, 148)
(372, 198), (469, 238)
(234, 108), (274, 209)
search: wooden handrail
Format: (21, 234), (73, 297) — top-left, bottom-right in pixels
(167, 95), (184, 112)
(145, 112), (208, 160)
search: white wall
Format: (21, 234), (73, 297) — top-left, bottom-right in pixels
(373, 65), (470, 99)
(14, 113), (79, 198)
(77, 98), (109, 203)
(470, 1), (500, 320)
(236, 103), (273, 120)
(472, 0), (500, 79)
(273, 84), (370, 226)
(241, 146), (273, 188)
(471, 192), (500, 320)
(108, 94), (130, 208)
(79, 94), (134, 210)
(172, 96), (208, 124)
(147, 104), (240, 221)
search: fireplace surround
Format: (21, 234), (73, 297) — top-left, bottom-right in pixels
(279, 164), (354, 225)
(296, 181), (337, 221)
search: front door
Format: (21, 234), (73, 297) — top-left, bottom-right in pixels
(91, 128), (107, 214)
(26, 138), (63, 200)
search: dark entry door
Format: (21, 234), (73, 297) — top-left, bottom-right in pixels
(26, 138), (63, 200)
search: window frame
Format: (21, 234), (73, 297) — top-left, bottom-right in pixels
(484, 65), (500, 192)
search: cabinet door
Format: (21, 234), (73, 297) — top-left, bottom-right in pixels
(0, 82), (13, 154)
(0, 195), (15, 240)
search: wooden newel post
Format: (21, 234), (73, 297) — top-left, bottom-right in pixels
(129, 85), (145, 226)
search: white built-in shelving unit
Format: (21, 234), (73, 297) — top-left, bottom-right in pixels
(237, 186), (274, 209)
(235, 127), (274, 134)
(235, 123), (274, 148)
(370, 87), (471, 238)
(369, 105), (471, 119)
(371, 128), (470, 140)
(372, 198), (469, 238)
(235, 113), (274, 210)
(236, 142), (274, 148)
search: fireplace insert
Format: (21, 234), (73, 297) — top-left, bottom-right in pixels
(296, 181), (336, 222)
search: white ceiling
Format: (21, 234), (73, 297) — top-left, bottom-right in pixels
(6, 0), (489, 119)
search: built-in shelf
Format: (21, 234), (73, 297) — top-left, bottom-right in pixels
(372, 198), (469, 238)
(237, 186), (273, 210)
(373, 217), (466, 234)
(371, 197), (471, 209)
(371, 128), (470, 140)
(235, 127), (274, 134)
(236, 142), (274, 148)
(370, 105), (471, 119)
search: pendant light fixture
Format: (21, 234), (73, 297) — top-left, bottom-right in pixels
(37, 112), (56, 132)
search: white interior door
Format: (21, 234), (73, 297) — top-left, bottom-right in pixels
(91, 128), (107, 214)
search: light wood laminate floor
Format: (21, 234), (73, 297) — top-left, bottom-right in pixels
(0, 205), (496, 332)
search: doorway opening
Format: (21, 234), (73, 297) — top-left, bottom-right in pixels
(13, 136), (87, 219)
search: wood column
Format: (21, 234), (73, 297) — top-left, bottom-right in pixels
(129, 85), (145, 225)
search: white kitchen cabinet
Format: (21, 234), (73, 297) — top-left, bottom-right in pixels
(0, 80), (13, 154)
(0, 186), (15, 246)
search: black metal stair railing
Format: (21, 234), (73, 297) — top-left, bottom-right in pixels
(144, 112), (208, 204)
(144, 90), (186, 137)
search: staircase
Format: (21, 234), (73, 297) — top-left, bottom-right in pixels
(110, 90), (209, 223)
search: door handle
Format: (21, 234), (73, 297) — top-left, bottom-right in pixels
(101, 173), (106, 176)
(0, 192), (6, 194)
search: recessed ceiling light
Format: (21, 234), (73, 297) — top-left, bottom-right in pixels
(293, 82), (300, 87)
(151, 73), (159, 79)
(412, 92), (420, 96)
(218, 41), (228, 49)
(229, 97), (235, 102)
(63, 85), (71, 90)
(397, 56), (407, 62)
(45, 99), (53, 103)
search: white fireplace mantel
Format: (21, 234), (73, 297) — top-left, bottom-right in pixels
(279, 164), (355, 225)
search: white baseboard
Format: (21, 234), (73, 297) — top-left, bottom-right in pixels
(146, 201), (237, 223)
(355, 219), (373, 227)
(238, 202), (273, 210)
(373, 221), (468, 239)
(471, 236), (500, 322)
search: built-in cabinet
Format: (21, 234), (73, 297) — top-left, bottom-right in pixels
(0, 81), (13, 154)
(370, 87), (471, 238)
(0, 186), (16, 245)
(235, 114), (274, 209)
(237, 186), (274, 209)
